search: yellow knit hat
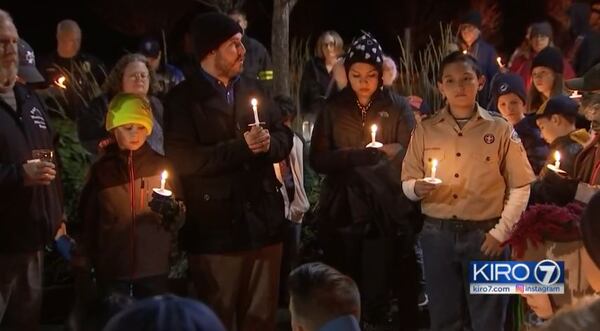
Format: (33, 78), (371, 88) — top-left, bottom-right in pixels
(105, 93), (154, 135)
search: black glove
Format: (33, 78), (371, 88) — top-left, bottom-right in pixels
(348, 148), (383, 167)
(541, 169), (579, 202)
(149, 197), (182, 229)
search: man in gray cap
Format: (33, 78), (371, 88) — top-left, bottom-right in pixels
(164, 12), (293, 331)
(17, 39), (44, 84)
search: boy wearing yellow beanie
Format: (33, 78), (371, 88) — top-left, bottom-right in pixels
(76, 93), (185, 316)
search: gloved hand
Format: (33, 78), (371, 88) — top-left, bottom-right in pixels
(541, 169), (579, 201)
(54, 234), (75, 261)
(149, 197), (184, 230)
(348, 148), (383, 167)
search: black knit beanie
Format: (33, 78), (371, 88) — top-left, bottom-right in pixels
(344, 32), (384, 75)
(532, 47), (564, 74)
(191, 12), (243, 60)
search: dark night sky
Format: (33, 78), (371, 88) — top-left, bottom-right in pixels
(2, 0), (578, 68)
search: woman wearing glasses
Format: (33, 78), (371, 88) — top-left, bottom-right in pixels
(78, 53), (165, 157)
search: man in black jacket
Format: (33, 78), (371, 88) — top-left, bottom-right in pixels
(0, 10), (64, 330)
(164, 12), (293, 331)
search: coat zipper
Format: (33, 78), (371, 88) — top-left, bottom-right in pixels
(128, 150), (136, 296)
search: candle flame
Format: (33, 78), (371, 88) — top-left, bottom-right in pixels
(554, 151), (561, 163)
(54, 76), (67, 89)
(432, 159), (438, 167)
(496, 57), (503, 67)
(371, 124), (377, 134)
(161, 170), (169, 180)
(251, 98), (258, 107)
(462, 50), (467, 54)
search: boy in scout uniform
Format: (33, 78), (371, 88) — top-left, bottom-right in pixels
(401, 51), (535, 331)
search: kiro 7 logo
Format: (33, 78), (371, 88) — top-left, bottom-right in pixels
(469, 260), (564, 285)
(534, 260), (561, 285)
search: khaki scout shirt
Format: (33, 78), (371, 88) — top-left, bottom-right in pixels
(402, 105), (535, 221)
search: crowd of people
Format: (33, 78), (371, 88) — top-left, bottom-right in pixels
(1, 3), (600, 331)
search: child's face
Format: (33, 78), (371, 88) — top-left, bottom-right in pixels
(437, 61), (484, 109)
(535, 115), (562, 144)
(114, 124), (148, 151)
(532, 67), (555, 96)
(497, 93), (526, 125)
(348, 62), (379, 101)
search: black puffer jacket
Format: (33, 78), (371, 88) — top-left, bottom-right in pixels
(310, 88), (416, 240)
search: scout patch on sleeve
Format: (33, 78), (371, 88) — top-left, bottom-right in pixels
(510, 129), (521, 144)
(484, 133), (495, 144)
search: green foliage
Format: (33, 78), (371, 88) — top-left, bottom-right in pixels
(51, 117), (91, 224)
(395, 23), (456, 112)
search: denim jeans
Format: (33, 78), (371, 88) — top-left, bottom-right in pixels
(420, 218), (508, 331)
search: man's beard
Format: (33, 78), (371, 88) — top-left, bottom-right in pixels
(0, 63), (18, 91)
(216, 55), (244, 79)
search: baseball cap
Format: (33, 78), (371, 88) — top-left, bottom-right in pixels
(18, 39), (45, 83)
(565, 63), (600, 92)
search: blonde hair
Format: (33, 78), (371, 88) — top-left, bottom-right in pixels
(315, 30), (344, 59)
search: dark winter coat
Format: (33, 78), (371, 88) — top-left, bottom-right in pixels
(309, 87), (416, 240)
(514, 115), (549, 175)
(77, 94), (165, 156)
(531, 129), (590, 205)
(0, 83), (63, 253)
(79, 143), (179, 281)
(299, 57), (333, 121)
(164, 71), (293, 254)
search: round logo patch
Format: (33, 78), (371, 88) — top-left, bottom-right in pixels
(484, 133), (495, 144)
(499, 83), (509, 93)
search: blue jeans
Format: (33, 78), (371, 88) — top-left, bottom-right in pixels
(420, 218), (508, 331)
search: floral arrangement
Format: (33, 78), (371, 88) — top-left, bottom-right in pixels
(504, 202), (585, 259)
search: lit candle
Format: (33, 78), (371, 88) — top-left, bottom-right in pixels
(569, 90), (582, 99)
(160, 170), (168, 190)
(496, 57), (504, 68)
(431, 159), (438, 179)
(55, 76), (67, 89)
(371, 124), (378, 144)
(251, 98), (259, 125)
(553, 151), (561, 169)
(462, 50), (468, 55)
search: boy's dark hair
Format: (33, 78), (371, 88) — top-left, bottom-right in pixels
(288, 263), (360, 330)
(273, 95), (296, 122)
(437, 51), (482, 82)
(538, 113), (577, 125)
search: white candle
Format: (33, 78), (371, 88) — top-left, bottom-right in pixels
(553, 151), (561, 169)
(55, 76), (67, 89)
(251, 98), (259, 125)
(431, 159), (438, 179)
(496, 57), (504, 68)
(371, 124), (377, 144)
(160, 170), (168, 190)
